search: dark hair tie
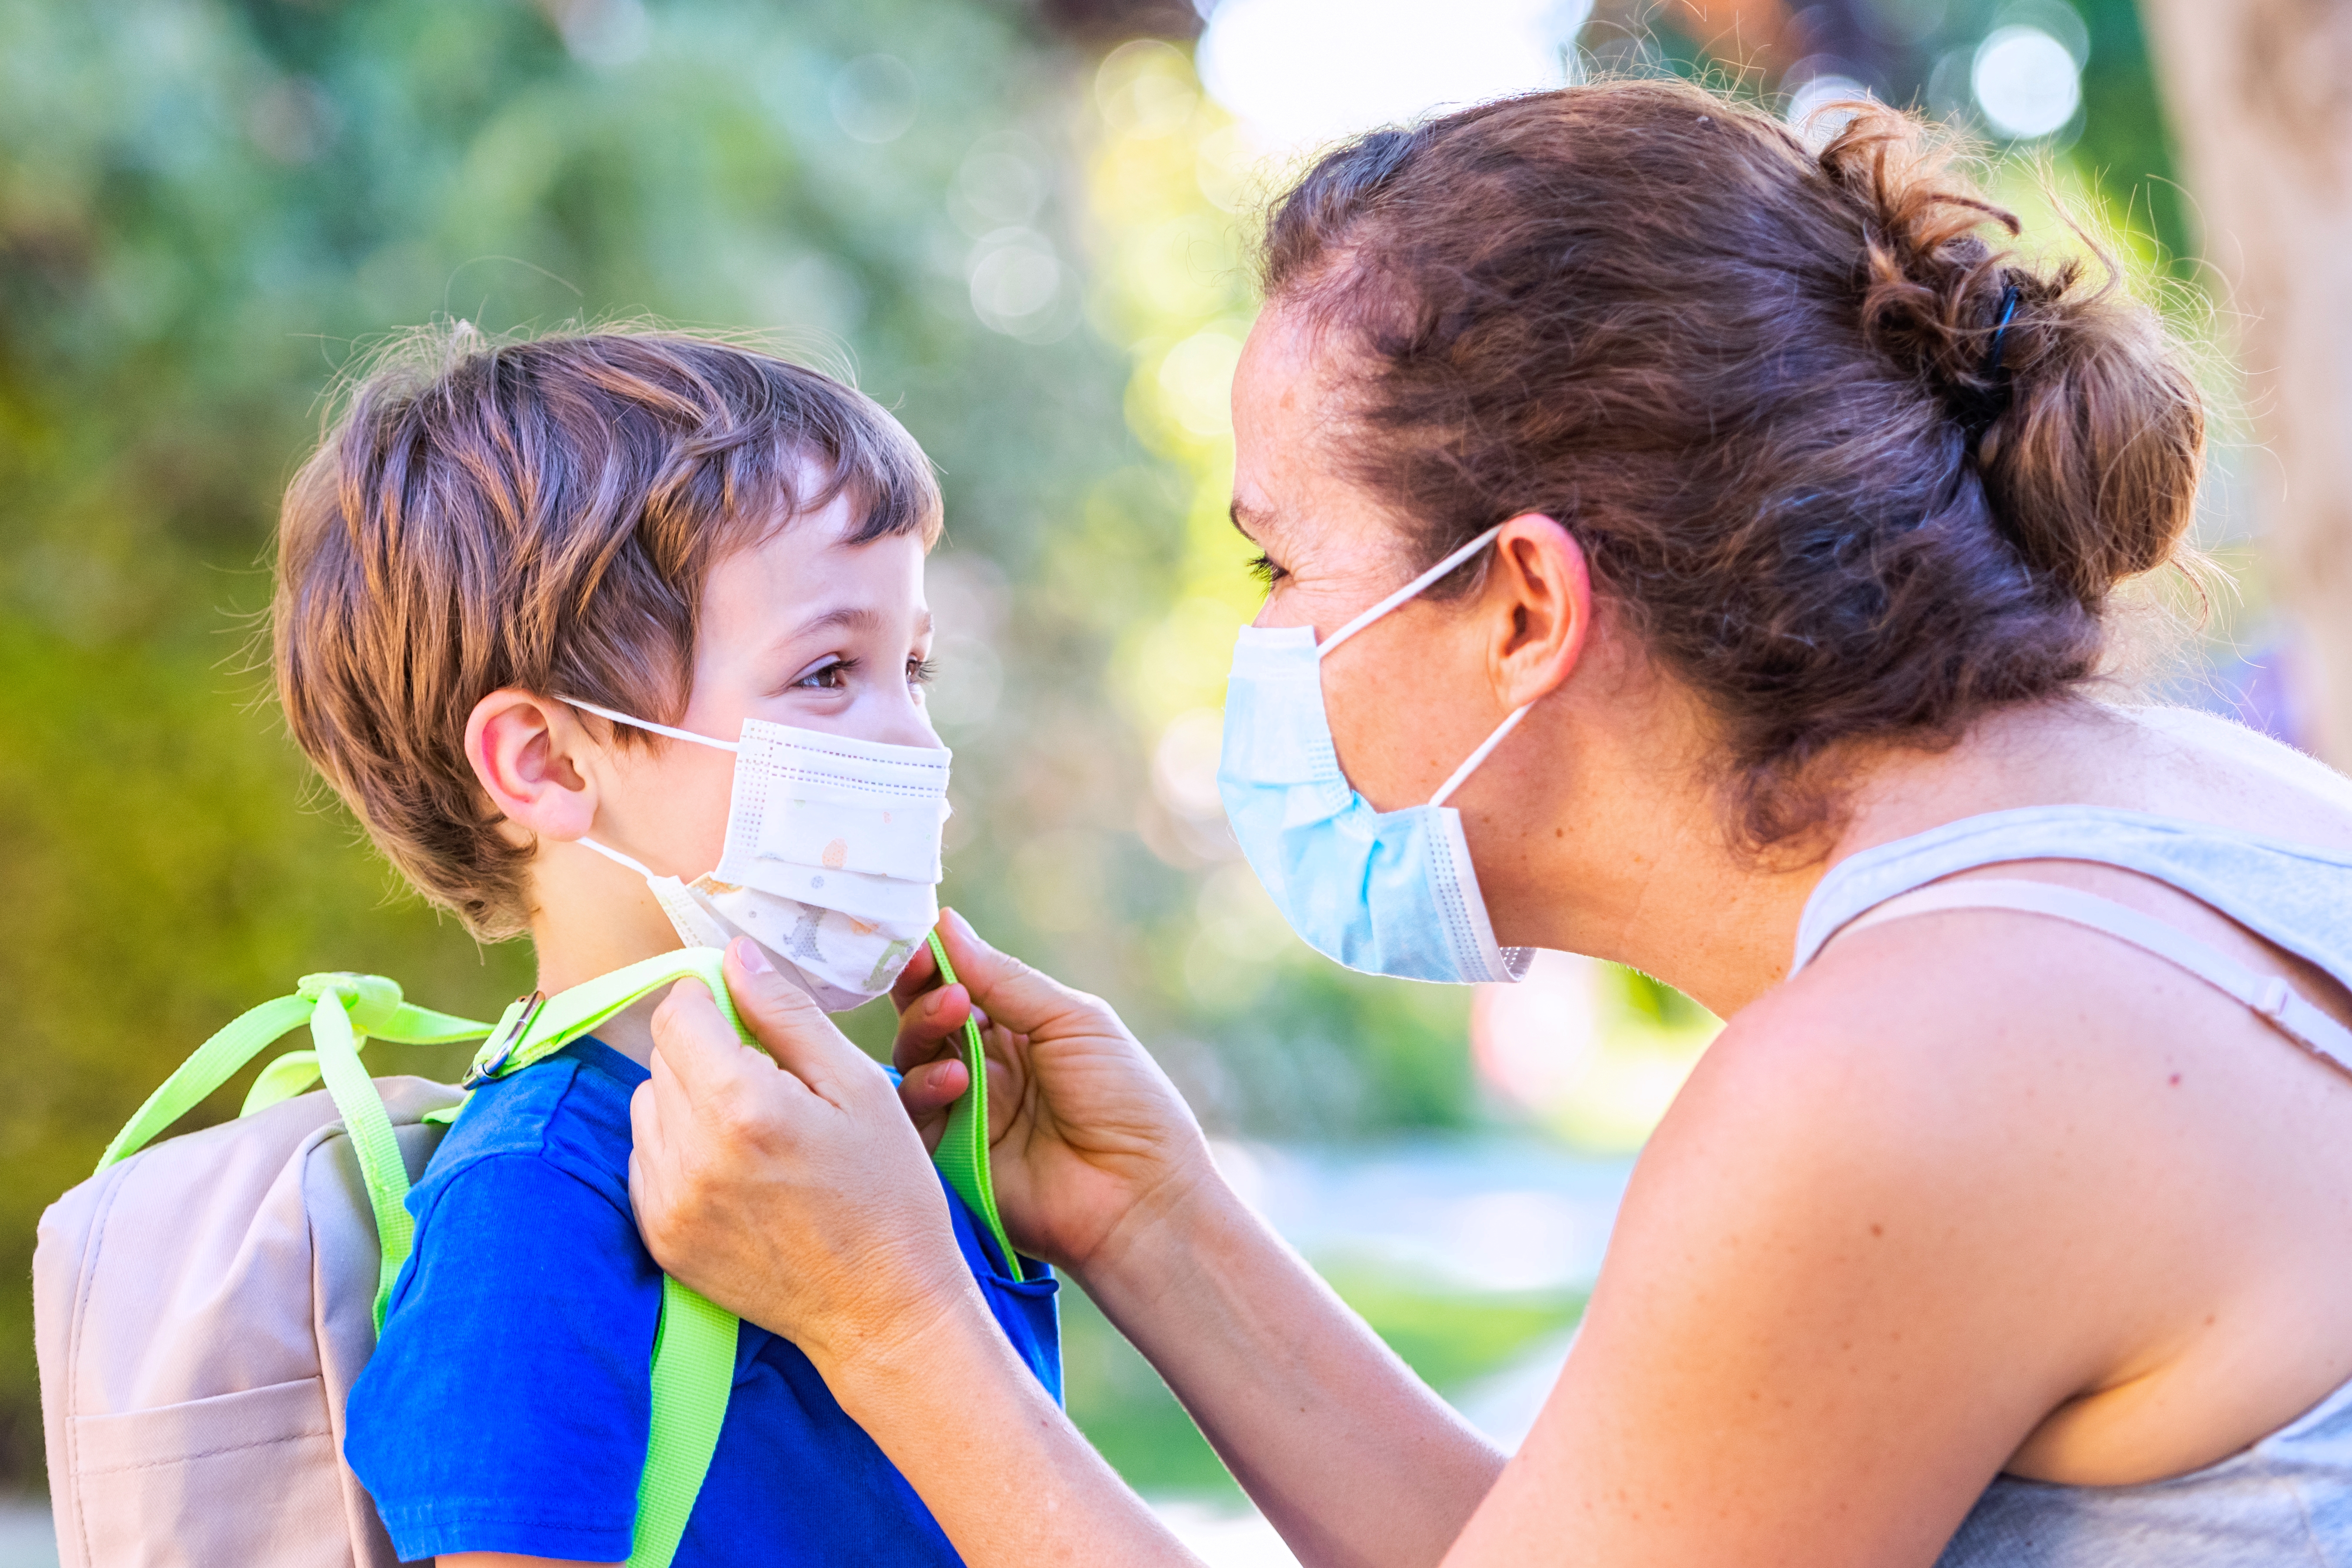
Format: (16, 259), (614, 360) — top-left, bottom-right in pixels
(1958, 282), (2022, 444)
(1984, 283), (2021, 378)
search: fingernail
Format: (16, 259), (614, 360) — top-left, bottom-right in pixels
(734, 937), (773, 975)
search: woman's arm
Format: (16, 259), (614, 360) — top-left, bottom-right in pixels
(633, 920), (2158, 1568)
(627, 932), (1499, 1568)
(1070, 1163), (1503, 1567)
(890, 915), (1505, 1562)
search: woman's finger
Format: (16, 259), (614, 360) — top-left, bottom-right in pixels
(717, 938), (880, 1103)
(891, 979), (972, 1072)
(897, 1057), (969, 1144)
(931, 907), (1095, 1040)
(889, 931), (941, 1012)
(649, 975), (754, 1072)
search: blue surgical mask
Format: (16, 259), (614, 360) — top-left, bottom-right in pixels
(1217, 524), (1534, 986)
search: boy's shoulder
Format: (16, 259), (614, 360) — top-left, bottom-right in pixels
(424, 1036), (646, 1202)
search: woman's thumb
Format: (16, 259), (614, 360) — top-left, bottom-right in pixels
(720, 938), (871, 1093)
(934, 908), (1085, 1037)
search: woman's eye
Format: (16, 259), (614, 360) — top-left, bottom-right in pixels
(795, 658), (853, 691)
(1247, 552), (1288, 587)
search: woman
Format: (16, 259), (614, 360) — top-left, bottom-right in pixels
(623, 78), (2352, 1566)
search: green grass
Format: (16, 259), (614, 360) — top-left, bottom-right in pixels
(1059, 1263), (1585, 1500)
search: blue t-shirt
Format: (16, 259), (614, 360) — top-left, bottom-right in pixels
(345, 1038), (1059, 1564)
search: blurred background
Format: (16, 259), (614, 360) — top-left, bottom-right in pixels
(2, 0), (2343, 1563)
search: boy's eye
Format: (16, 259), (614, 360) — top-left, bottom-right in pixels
(1247, 552), (1288, 587)
(908, 656), (937, 687)
(795, 658), (853, 691)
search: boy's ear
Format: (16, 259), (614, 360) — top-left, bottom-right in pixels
(465, 690), (600, 839)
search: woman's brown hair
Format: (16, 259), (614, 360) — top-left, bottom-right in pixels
(1261, 77), (2204, 848)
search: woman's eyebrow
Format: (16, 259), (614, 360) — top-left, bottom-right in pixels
(1230, 497), (1272, 541)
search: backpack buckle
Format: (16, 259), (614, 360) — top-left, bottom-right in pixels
(462, 990), (547, 1086)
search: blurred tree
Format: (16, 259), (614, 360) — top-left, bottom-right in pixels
(1618, 0), (2192, 266)
(0, 0), (1515, 1493)
(0, 0), (1167, 1489)
(2142, 0), (2352, 766)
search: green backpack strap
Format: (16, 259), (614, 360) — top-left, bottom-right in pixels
(457, 949), (748, 1568)
(101, 944), (1017, 1568)
(922, 930), (1022, 1282)
(94, 972), (494, 1331)
(635, 1276), (739, 1568)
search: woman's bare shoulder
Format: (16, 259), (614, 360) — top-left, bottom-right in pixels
(1602, 908), (2247, 1431)
(1458, 932), (2150, 1566)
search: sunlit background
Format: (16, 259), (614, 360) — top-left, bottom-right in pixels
(0, 0), (2325, 1563)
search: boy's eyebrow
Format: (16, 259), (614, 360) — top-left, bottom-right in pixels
(773, 606), (934, 640)
(798, 605), (880, 636)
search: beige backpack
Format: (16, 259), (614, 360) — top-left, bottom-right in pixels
(37, 1071), (457, 1567)
(33, 962), (756, 1568)
(35, 941), (1014, 1568)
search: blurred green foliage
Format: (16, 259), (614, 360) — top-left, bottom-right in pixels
(1592, 0), (2185, 265)
(1061, 1268), (1583, 1500)
(0, 0), (1489, 1491)
(0, 0), (2200, 1503)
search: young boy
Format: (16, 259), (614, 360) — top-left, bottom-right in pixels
(273, 329), (1058, 1565)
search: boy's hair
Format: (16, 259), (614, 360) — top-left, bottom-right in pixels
(273, 327), (943, 939)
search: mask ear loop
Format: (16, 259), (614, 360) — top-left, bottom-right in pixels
(560, 695), (740, 753)
(575, 834), (659, 879)
(1428, 703), (1533, 809)
(1304, 525), (1530, 807)
(1315, 523), (1508, 661)
(558, 698), (736, 884)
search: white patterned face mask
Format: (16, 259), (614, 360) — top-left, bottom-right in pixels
(564, 697), (952, 1012)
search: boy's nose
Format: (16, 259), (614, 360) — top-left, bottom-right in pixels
(875, 686), (946, 752)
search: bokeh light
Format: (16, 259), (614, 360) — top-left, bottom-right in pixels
(1784, 72), (1873, 145)
(1972, 24), (2082, 138)
(1197, 0), (1590, 151)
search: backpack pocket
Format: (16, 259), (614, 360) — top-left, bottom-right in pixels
(70, 1377), (354, 1567)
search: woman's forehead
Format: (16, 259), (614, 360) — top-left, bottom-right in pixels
(1231, 316), (1342, 532)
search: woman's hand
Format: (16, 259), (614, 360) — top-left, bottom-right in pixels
(626, 934), (1213, 1568)
(887, 908), (1220, 1282)
(626, 939), (978, 1371)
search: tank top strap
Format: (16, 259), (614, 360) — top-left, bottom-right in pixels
(1792, 805), (2352, 993)
(1818, 877), (2352, 1074)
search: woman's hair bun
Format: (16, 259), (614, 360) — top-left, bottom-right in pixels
(1259, 78), (2209, 850)
(1819, 106), (2203, 606)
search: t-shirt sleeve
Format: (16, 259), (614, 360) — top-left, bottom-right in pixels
(344, 1151), (662, 1563)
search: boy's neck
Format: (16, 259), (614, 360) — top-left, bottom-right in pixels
(527, 842), (701, 1067)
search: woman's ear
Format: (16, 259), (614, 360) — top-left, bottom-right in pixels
(1486, 512), (1591, 708)
(464, 690), (600, 841)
